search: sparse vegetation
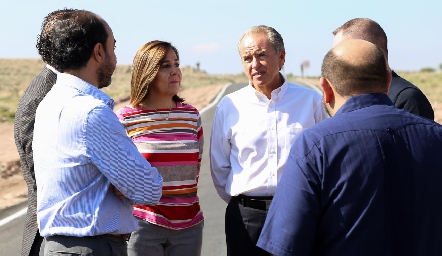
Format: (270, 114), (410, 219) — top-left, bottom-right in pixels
(1, 59), (441, 122)
(397, 71), (442, 104)
(419, 67), (436, 73)
(287, 72), (442, 105)
(0, 59), (248, 122)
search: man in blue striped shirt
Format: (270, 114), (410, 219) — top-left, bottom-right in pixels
(32, 10), (162, 255)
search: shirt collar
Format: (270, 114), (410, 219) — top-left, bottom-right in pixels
(46, 64), (60, 74)
(248, 73), (288, 101)
(335, 93), (393, 115)
(56, 73), (115, 109)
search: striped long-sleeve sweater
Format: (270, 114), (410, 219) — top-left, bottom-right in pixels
(115, 102), (204, 230)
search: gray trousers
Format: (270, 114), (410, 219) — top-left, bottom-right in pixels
(44, 235), (127, 256)
(128, 218), (204, 256)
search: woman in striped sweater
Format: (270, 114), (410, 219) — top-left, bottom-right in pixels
(115, 40), (204, 256)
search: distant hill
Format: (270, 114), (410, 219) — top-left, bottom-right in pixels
(0, 59), (248, 122)
(1, 58), (441, 122)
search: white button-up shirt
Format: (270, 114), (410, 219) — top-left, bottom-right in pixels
(210, 79), (328, 202)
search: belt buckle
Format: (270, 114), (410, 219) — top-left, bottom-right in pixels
(236, 195), (273, 211)
(247, 197), (270, 211)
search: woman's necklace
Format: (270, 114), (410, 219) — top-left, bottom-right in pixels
(146, 101), (172, 121)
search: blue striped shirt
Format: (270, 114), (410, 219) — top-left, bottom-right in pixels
(33, 73), (162, 237)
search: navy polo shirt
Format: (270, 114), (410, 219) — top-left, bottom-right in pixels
(258, 93), (442, 256)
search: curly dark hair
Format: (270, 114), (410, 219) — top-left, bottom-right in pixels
(36, 8), (78, 66)
(36, 10), (109, 72)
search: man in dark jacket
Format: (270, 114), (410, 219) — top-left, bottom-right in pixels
(14, 8), (76, 256)
(332, 18), (434, 120)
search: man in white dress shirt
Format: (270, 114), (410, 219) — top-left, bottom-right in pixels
(210, 25), (329, 256)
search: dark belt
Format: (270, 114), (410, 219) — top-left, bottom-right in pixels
(233, 194), (273, 211)
(103, 233), (131, 241)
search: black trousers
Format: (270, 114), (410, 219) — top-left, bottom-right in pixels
(225, 198), (271, 256)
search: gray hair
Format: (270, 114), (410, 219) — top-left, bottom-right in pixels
(238, 25), (285, 53)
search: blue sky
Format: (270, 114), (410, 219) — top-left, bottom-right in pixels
(1, 0), (441, 76)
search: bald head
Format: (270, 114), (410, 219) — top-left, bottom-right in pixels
(333, 18), (388, 60)
(321, 39), (389, 97)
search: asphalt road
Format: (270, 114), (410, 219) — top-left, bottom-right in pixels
(0, 81), (318, 255)
(0, 200), (28, 255)
(199, 83), (247, 256)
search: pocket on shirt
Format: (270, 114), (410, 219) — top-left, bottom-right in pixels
(284, 125), (303, 149)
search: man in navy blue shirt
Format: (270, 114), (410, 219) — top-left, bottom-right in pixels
(257, 39), (442, 256)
